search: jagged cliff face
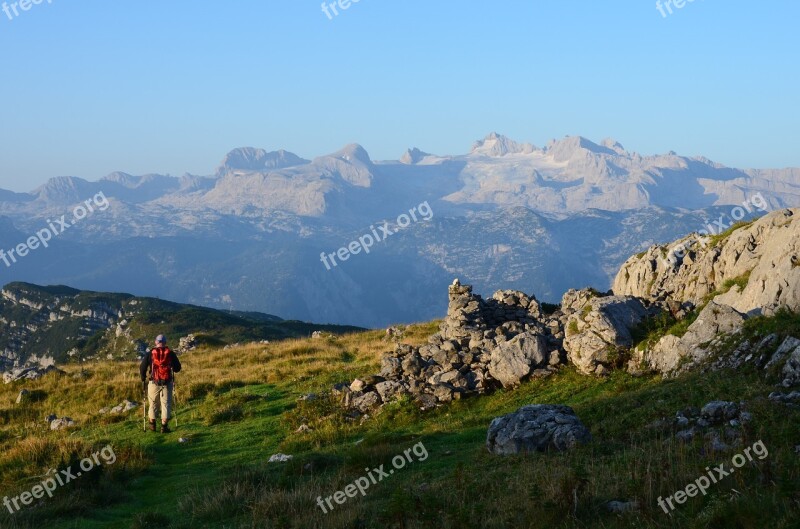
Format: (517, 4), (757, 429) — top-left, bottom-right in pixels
(0, 283), (361, 373)
(0, 284), (124, 369)
(612, 208), (800, 316)
(0, 283), (126, 368)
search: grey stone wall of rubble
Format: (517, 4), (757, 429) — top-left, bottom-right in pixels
(339, 279), (567, 413)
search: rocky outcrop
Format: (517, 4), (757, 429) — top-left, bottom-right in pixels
(179, 334), (198, 353)
(0, 284), (125, 367)
(337, 208), (800, 409)
(486, 405), (592, 455)
(616, 211), (800, 376)
(761, 337), (800, 388)
(613, 208), (800, 316)
(562, 291), (653, 376)
(641, 302), (748, 375)
(3, 365), (63, 384)
(340, 280), (564, 412)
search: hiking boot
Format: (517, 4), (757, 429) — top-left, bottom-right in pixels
(161, 423), (171, 434)
(149, 420), (157, 432)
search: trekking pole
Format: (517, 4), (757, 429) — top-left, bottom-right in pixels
(142, 380), (147, 432)
(173, 369), (178, 429)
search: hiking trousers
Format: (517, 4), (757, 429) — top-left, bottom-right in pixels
(147, 381), (173, 422)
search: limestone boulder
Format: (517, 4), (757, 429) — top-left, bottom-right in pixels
(563, 295), (651, 376)
(488, 332), (548, 387)
(486, 404), (592, 455)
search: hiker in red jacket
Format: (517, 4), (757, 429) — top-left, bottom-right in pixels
(139, 335), (182, 433)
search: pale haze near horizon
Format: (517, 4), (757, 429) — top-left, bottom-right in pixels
(0, 0), (798, 192)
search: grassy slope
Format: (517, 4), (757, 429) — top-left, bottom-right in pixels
(0, 321), (798, 529)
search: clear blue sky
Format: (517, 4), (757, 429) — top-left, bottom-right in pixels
(0, 0), (798, 191)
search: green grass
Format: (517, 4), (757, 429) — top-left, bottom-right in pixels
(701, 270), (754, 306)
(0, 317), (798, 528)
(743, 309), (800, 341)
(633, 275), (762, 352)
(722, 270), (752, 292)
(567, 319), (579, 336)
(707, 220), (757, 247)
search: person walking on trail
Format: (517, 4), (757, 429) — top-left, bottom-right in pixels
(140, 334), (182, 433)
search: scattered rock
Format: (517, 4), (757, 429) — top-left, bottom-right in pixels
(386, 326), (405, 339)
(178, 334), (197, 353)
(764, 337), (800, 374)
(3, 365), (64, 384)
(295, 424), (312, 433)
(701, 401), (740, 424)
(15, 389), (30, 405)
(669, 401), (748, 446)
(706, 431), (732, 453)
(178, 437), (190, 444)
(350, 379), (368, 392)
(486, 404), (592, 455)
(50, 417), (75, 430)
(268, 453), (293, 463)
(351, 391), (381, 413)
(335, 216), (800, 413)
(778, 339), (800, 387)
(110, 400), (139, 414)
(768, 391), (800, 406)
(605, 500), (640, 514)
(675, 429), (697, 443)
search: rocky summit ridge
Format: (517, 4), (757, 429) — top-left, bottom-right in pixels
(340, 208), (800, 412)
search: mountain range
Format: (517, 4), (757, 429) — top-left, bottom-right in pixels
(1, 133), (798, 327)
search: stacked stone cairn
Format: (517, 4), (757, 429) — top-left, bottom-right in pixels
(340, 279), (565, 413)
